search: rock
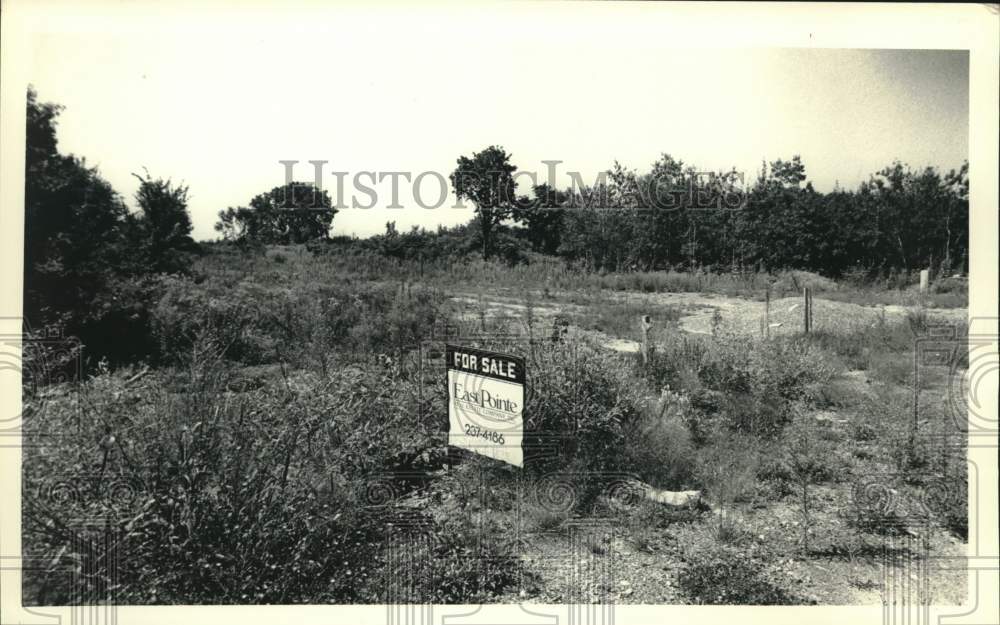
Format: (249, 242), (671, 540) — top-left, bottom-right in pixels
(628, 479), (703, 508)
(646, 487), (702, 508)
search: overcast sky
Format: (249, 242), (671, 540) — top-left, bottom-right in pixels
(25, 4), (969, 240)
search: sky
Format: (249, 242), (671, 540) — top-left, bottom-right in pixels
(23, 4), (969, 240)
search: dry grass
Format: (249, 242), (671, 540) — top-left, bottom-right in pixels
(21, 243), (969, 605)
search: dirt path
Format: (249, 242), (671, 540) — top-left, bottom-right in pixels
(598, 290), (966, 336)
(449, 288), (966, 344)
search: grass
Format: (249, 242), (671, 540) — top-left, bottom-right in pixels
(21, 242), (970, 605)
(209, 242), (967, 308)
(576, 298), (683, 337)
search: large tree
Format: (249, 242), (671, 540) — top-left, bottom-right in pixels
(215, 182), (336, 244)
(131, 171), (196, 273)
(449, 146), (517, 261)
(24, 87), (133, 329)
(512, 182), (568, 255)
(24, 87), (200, 367)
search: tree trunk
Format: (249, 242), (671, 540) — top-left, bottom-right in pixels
(944, 210), (952, 271)
(480, 211), (491, 261)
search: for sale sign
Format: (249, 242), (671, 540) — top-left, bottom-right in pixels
(446, 344), (525, 467)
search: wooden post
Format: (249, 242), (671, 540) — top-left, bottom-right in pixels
(912, 342), (920, 435)
(802, 287), (813, 334)
(802, 288), (808, 333)
(919, 269), (929, 293)
(808, 288), (813, 332)
(640, 315), (652, 365)
(764, 287), (771, 339)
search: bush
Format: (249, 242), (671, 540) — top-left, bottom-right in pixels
(643, 333), (709, 393)
(148, 273), (444, 370)
(625, 389), (696, 488)
(22, 338), (450, 604)
(771, 270), (839, 294)
(645, 333), (840, 439)
(934, 476), (968, 541)
(524, 343), (646, 482)
(694, 431), (762, 536)
(780, 414), (844, 484)
(427, 516), (524, 603)
(24, 90), (200, 369)
(803, 313), (917, 371)
(674, 525), (798, 605)
(930, 275), (967, 294)
(851, 421), (878, 442)
(71, 274), (165, 367)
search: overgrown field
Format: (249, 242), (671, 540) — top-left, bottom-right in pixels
(22, 243), (969, 605)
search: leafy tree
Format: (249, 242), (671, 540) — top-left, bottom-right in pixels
(941, 162), (968, 273)
(214, 206), (254, 242)
(215, 182), (335, 244)
(769, 155), (807, 188)
(861, 161), (968, 273)
(449, 146), (517, 260)
(554, 152), (967, 277)
(131, 171), (196, 273)
(512, 182), (567, 255)
(24, 87), (134, 330)
(23, 87), (201, 366)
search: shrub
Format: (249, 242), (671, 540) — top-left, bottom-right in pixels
(22, 337), (450, 604)
(502, 340), (657, 512)
(70, 274), (166, 367)
(645, 333), (840, 439)
(933, 474), (968, 541)
(24, 91), (200, 369)
(930, 275), (967, 294)
(695, 431), (762, 536)
(674, 525), (798, 605)
(643, 333), (709, 394)
(771, 270), (839, 294)
(369, 507), (525, 604)
(625, 389), (696, 489)
(430, 516), (524, 603)
(851, 421), (878, 442)
(804, 314), (918, 371)
(148, 273), (444, 370)
(779, 415), (839, 552)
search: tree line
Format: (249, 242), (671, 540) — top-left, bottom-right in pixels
(445, 147), (968, 277)
(24, 88), (196, 362)
(24, 85), (968, 365)
(216, 145), (968, 278)
(229, 146), (963, 278)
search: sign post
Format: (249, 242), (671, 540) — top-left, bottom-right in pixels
(446, 345), (525, 467)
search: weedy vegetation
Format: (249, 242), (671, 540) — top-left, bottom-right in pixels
(21, 89), (969, 605)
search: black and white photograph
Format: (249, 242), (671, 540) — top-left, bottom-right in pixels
(1, 1), (997, 622)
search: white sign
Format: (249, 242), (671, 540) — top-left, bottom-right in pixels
(446, 344), (525, 467)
